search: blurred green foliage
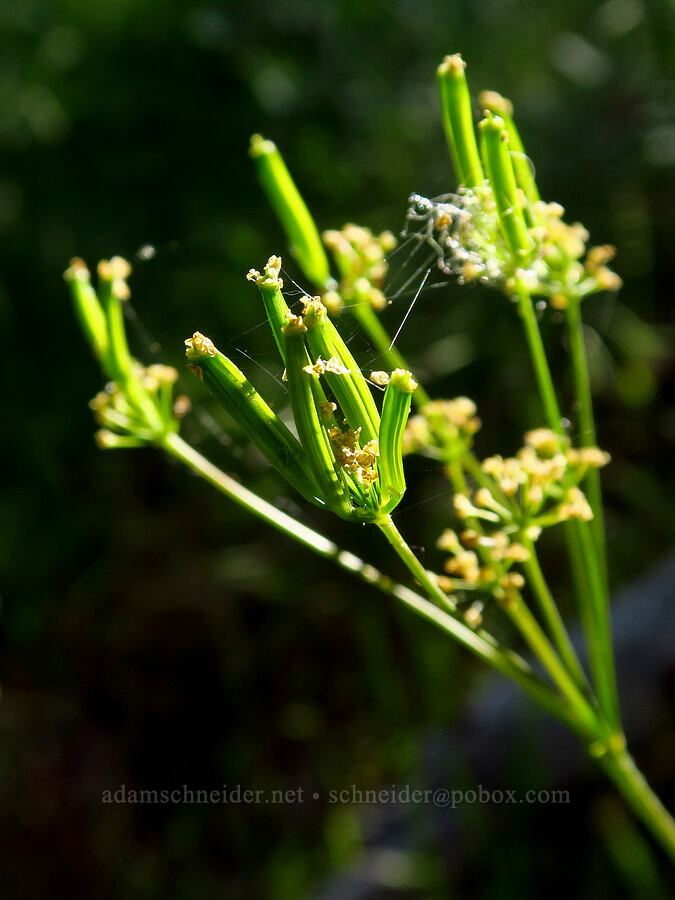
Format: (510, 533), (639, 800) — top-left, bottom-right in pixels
(1, 0), (674, 896)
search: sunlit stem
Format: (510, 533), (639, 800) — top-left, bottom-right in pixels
(565, 295), (608, 588)
(160, 432), (576, 732)
(514, 280), (621, 732)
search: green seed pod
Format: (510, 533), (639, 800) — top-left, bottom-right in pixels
(246, 256), (339, 431)
(437, 54), (484, 188)
(64, 258), (110, 366)
(97, 257), (134, 382)
(282, 316), (354, 520)
(246, 255), (290, 362)
(479, 90), (540, 209)
(377, 369), (417, 514)
(303, 298), (380, 444)
(97, 257), (164, 433)
(478, 114), (532, 258)
(249, 134), (331, 290)
(185, 331), (323, 507)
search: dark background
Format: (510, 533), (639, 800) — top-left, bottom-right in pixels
(1, 0), (674, 896)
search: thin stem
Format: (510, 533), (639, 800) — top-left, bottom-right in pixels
(576, 518), (621, 730)
(597, 745), (675, 863)
(161, 433), (575, 732)
(521, 537), (589, 690)
(460, 453), (592, 707)
(376, 514), (456, 612)
(375, 515), (588, 735)
(565, 296), (608, 585)
(514, 281), (621, 731)
(444, 457), (599, 737)
(503, 591), (601, 738)
(515, 282), (563, 435)
(564, 298), (619, 729)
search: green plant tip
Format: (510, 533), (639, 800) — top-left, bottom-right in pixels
(249, 133), (331, 289)
(437, 53), (484, 188)
(389, 368), (418, 394)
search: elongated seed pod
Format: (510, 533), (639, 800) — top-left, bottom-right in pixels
(185, 332), (324, 507)
(478, 115), (532, 258)
(98, 257), (165, 432)
(303, 298), (380, 444)
(247, 257), (338, 431)
(64, 258), (110, 366)
(282, 317), (354, 520)
(437, 54), (484, 188)
(479, 90), (540, 210)
(249, 134), (331, 290)
(247, 255), (290, 362)
(97, 257), (134, 382)
(378, 369), (417, 515)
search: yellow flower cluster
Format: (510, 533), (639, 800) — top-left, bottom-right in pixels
(407, 189), (622, 305)
(454, 427), (609, 533)
(505, 201), (623, 306)
(328, 427), (379, 485)
(403, 397), (481, 459)
(434, 526), (528, 622)
(322, 224), (396, 314)
(90, 364), (189, 448)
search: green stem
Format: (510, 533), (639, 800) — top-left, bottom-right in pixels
(503, 591), (601, 738)
(157, 437), (675, 858)
(576, 519), (621, 730)
(597, 746), (675, 863)
(565, 297), (608, 586)
(564, 297), (619, 729)
(377, 514), (456, 612)
(515, 282), (563, 435)
(514, 281), (621, 731)
(448, 455), (596, 731)
(521, 537), (589, 690)
(160, 433), (574, 731)
(376, 515), (586, 734)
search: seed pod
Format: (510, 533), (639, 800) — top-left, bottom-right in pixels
(479, 91), (540, 208)
(303, 298), (380, 444)
(97, 257), (134, 382)
(478, 115), (532, 258)
(247, 257), (338, 431)
(437, 54), (484, 188)
(378, 369), (417, 514)
(282, 317), (354, 519)
(98, 257), (164, 432)
(185, 331), (323, 507)
(247, 255), (290, 362)
(64, 258), (110, 366)
(249, 134), (331, 290)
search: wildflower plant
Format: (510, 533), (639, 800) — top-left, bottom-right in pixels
(67, 55), (675, 861)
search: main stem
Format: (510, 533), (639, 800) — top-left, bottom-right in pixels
(598, 745), (675, 862)
(160, 415), (675, 858)
(565, 296), (608, 587)
(514, 283), (621, 731)
(161, 433), (573, 730)
(520, 538), (588, 690)
(515, 284), (563, 436)
(376, 515), (591, 737)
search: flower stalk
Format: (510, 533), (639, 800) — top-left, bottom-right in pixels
(249, 134), (332, 290)
(64, 53), (675, 862)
